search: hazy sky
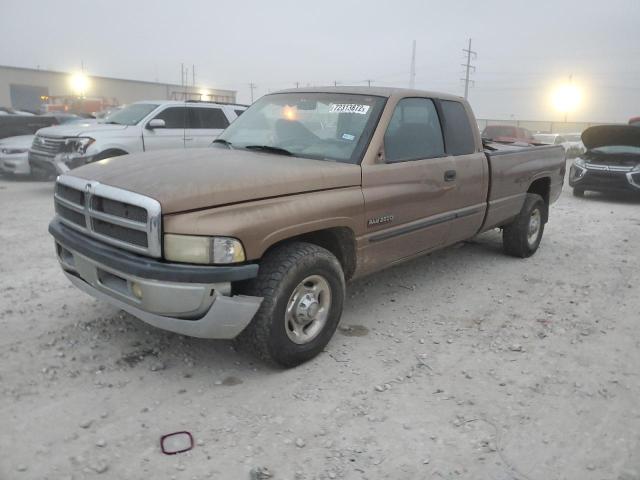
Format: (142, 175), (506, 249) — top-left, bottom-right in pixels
(1, 0), (639, 122)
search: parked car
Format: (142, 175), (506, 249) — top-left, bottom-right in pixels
(562, 133), (586, 158)
(0, 135), (34, 176)
(569, 125), (640, 196)
(0, 115), (91, 177)
(48, 87), (565, 367)
(629, 117), (640, 126)
(29, 100), (247, 178)
(482, 125), (535, 144)
(533, 133), (584, 158)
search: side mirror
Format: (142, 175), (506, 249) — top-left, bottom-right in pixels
(147, 118), (166, 130)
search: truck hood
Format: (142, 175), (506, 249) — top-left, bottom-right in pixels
(582, 125), (640, 150)
(36, 122), (128, 138)
(68, 148), (362, 214)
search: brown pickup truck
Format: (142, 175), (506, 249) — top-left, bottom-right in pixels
(49, 87), (565, 367)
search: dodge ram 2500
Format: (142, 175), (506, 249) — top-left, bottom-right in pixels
(49, 87), (565, 367)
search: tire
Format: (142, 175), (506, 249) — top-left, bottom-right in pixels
(573, 187), (585, 197)
(237, 242), (345, 368)
(502, 193), (546, 258)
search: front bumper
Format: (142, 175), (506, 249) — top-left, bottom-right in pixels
(0, 153), (30, 175)
(29, 151), (93, 177)
(49, 219), (263, 339)
(569, 165), (640, 193)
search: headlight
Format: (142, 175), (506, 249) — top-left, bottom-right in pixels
(164, 234), (246, 264)
(64, 137), (95, 155)
(0, 148), (28, 154)
(632, 164), (640, 172)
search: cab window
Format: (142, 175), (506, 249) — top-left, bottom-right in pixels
(384, 98), (444, 162)
(440, 100), (476, 155)
(188, 107), (229, 129)
(153, 107), (187, 129)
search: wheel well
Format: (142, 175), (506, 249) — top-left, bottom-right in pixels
(265, 227), (357, 281)
(527, 177), (550, 221)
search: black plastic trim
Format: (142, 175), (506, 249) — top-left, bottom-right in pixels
(369, 207), (482, 243)
(49, 218), (259, 283)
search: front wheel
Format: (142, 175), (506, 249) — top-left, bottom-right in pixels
(237, 242), (345, 367)
(502, 193), (546, 258)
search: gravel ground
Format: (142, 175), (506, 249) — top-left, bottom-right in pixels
(1, 171), (639, 480)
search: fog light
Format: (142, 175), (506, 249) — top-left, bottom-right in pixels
(131, 282), (143, 300)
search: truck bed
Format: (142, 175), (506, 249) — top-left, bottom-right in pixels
(481, 142), (566, 231)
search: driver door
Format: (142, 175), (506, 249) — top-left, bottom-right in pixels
(361, 97), (457, 272)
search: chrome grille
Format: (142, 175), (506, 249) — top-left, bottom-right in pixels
(31, 135), (66, 157)
(54, 175), (162, 257)
(585, 162), (634, 173)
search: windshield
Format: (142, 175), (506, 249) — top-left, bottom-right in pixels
(591, 145), (640, 155)
(104, 103), (158, 126)
(534, 134), (556, 143)
(216, 92), (386, 163)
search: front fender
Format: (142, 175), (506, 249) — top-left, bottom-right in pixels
(163, 187), (365, 260)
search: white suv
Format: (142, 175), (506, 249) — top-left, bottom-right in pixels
(29, 100), (246, 177)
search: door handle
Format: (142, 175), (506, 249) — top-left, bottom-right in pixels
(444, 170), (457, 182)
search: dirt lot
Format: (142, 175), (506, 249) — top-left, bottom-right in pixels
(1, 172), (639, 480)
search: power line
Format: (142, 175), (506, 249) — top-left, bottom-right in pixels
(461, 38), (477, 99)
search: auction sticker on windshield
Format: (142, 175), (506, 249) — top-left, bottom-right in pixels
(329, 104), (370, 115)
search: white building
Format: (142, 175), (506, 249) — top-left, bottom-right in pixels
(0, 65), (237, 113)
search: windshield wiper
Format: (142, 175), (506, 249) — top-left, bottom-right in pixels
(212, 138), (233, 148)
(244, 145), (293, 156)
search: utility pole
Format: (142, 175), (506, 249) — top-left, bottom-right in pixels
(365, 79), (373, 87)
(249, 82), (256, 103)
(181, 63), (184, 88)
(295, 81), (299, 88)
(192, 64), (195, 87)
(409, 40), (416, 89)
(461, 38), (477, 100)
(333, 80), (339, 87)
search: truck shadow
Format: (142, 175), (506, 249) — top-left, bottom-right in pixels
(90, 230), (506, 378)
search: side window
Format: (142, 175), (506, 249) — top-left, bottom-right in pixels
(384, 98), (444, 162)
(234, 109), (245, 117)
(189, 107), (230, 129)
(440, 100), (476, 155)
(153, 107), (187, 129)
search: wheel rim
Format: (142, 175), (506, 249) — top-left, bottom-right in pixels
(527, 208), (542, 247)
(285, 275), (332, 345)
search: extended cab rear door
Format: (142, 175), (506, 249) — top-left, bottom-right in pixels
(437, 99), (487, 244)
(142, 104), (186, 151)
(184, 105), (231, 148)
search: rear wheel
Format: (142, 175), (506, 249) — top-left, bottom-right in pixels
(503, 193), (546, 258)
(237, 242), (345, 368)
(572, 187), (585, 197)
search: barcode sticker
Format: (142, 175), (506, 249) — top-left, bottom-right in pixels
(328, 104), (370, 115)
